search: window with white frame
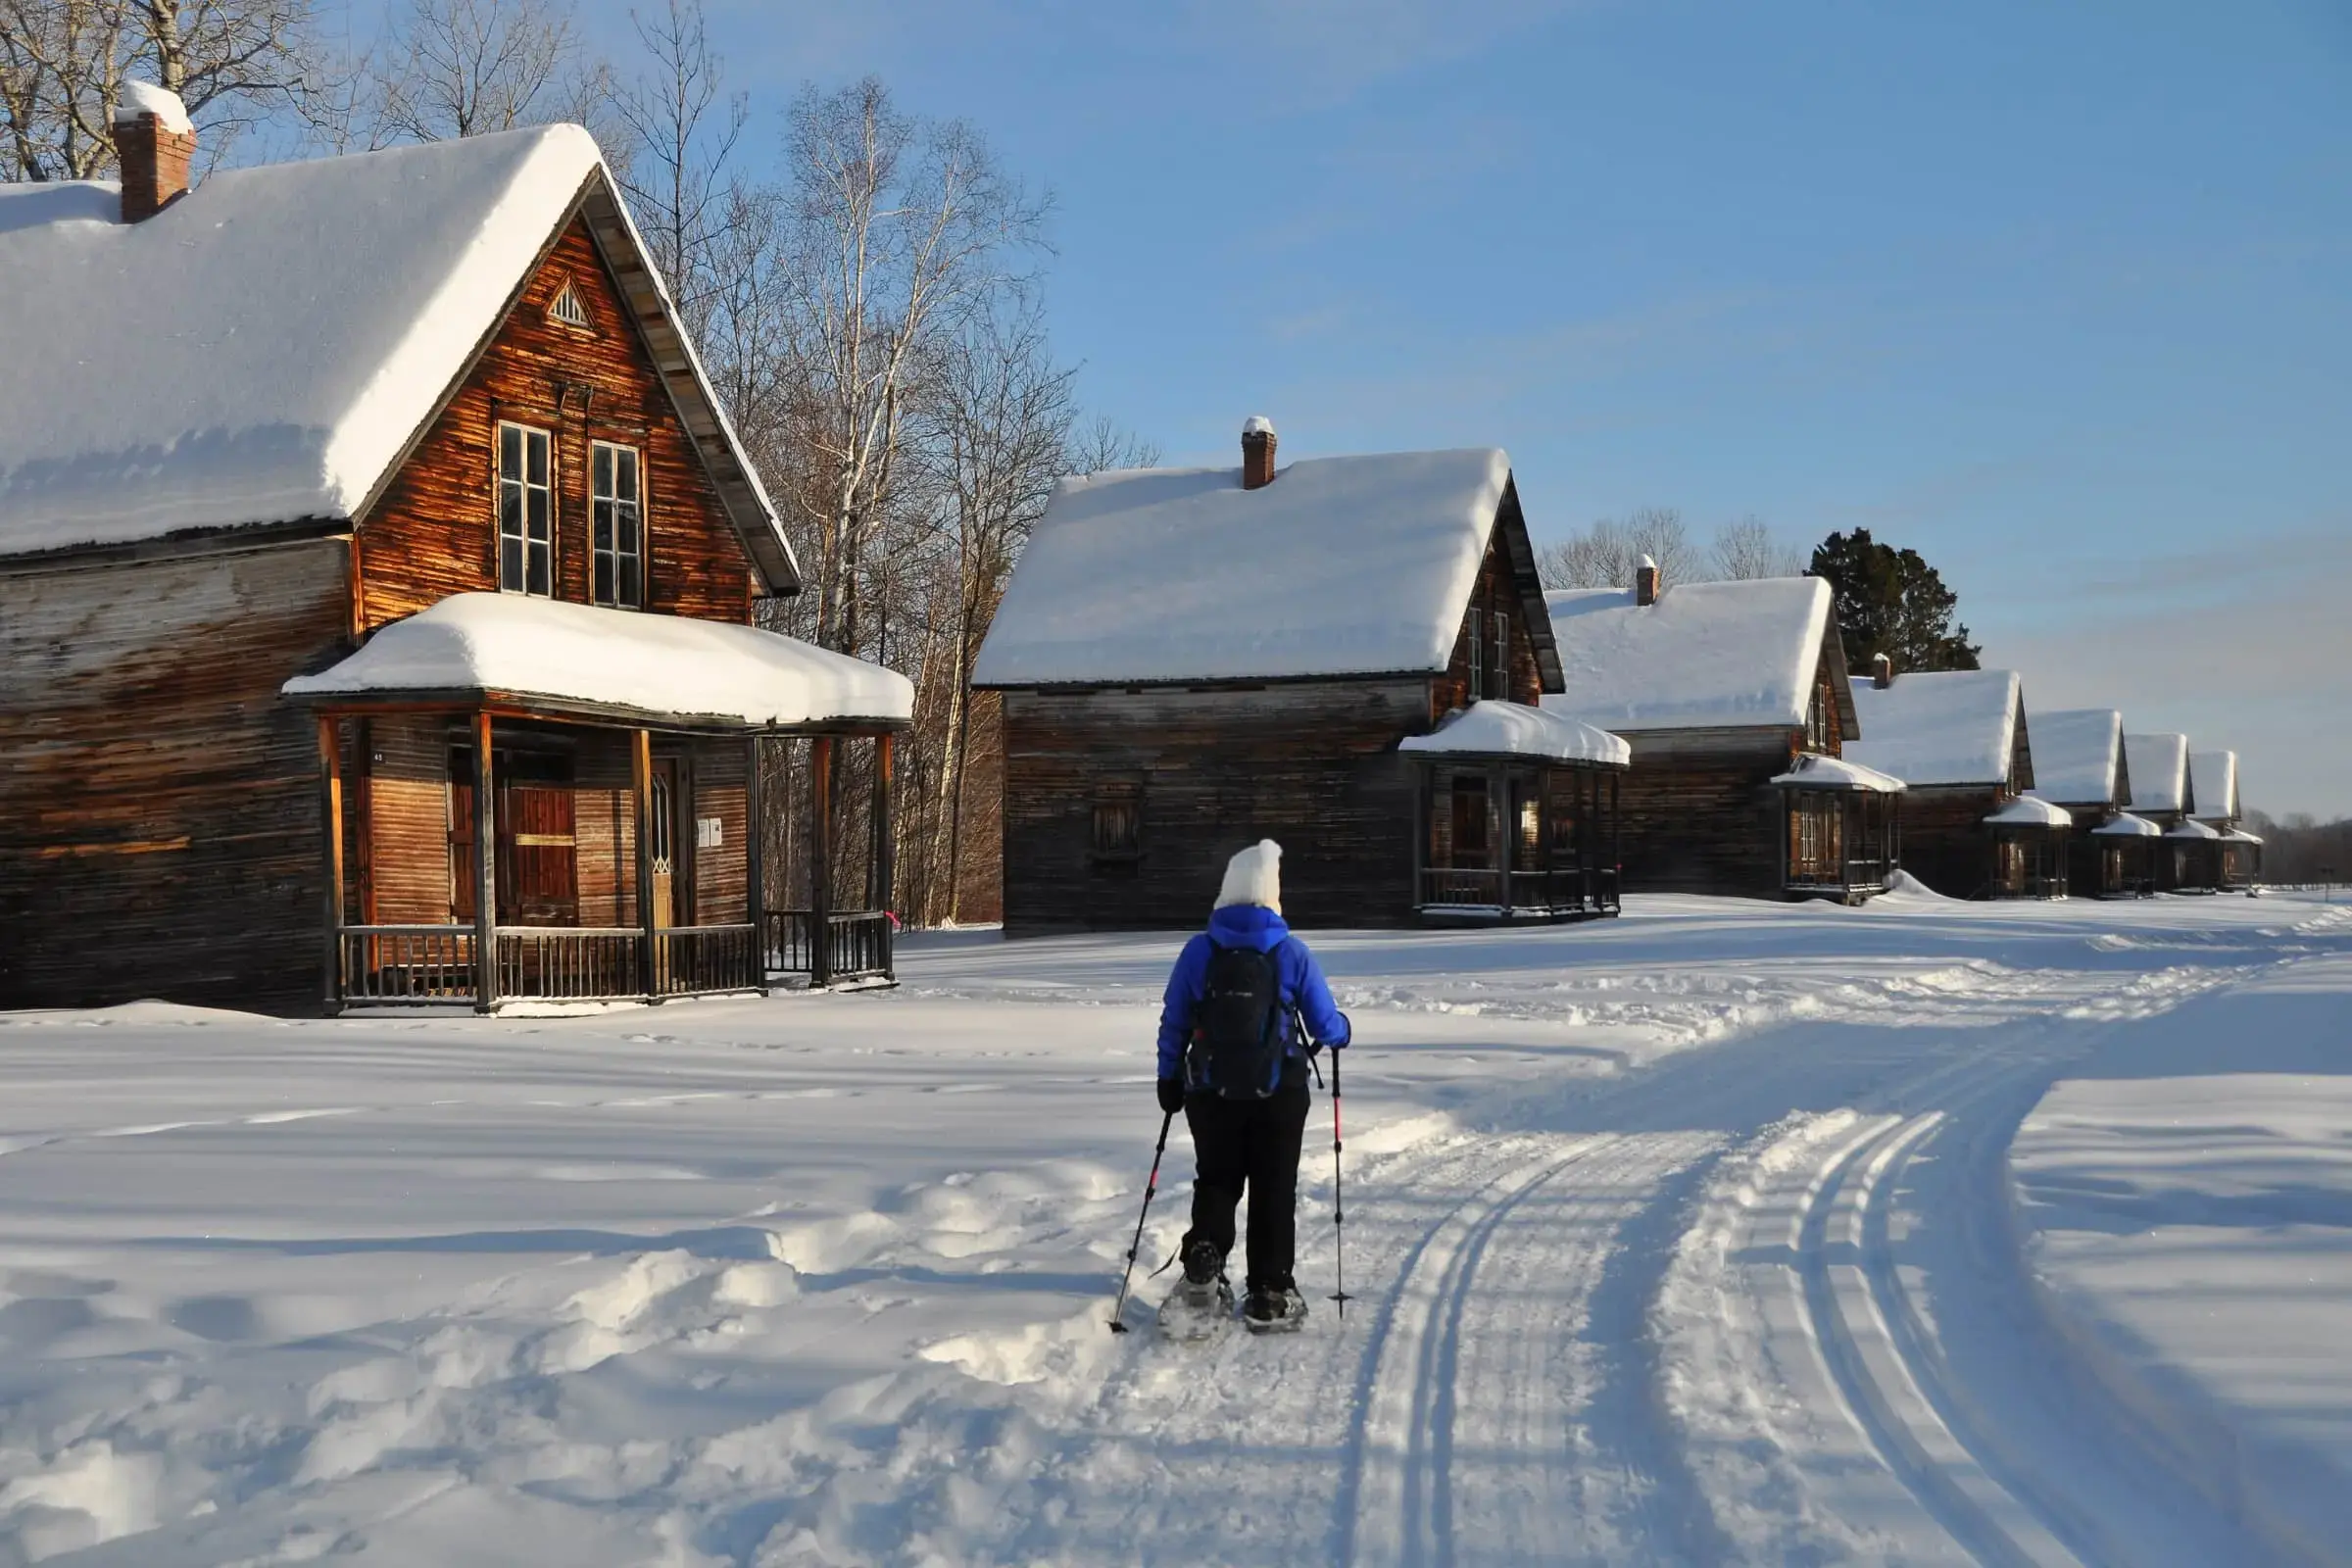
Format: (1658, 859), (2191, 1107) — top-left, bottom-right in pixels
(592, 441), (645, 608)
(1491, 609), (1510, 700)
(1466, 607), (1485, 699)
(497, 422), (554, 596)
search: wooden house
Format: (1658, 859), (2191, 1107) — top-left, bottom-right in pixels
(2122, 733), (2197, 891)
(2025, 709), (2152, 897)
(1844, 665), (2064, 898)
(0, 106), (909, 1015)
(969, 422), (1630, 935)
(2188, 749), (2261, 890)
(1540, 571), (1901, 902)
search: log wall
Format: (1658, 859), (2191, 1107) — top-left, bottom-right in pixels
(355, 218), (760, 632)
(1610, 727), (1799, 898)
(0, 540), (351, 1012)
(1000, 680), (1427, 934)
(1896, 784), (2002, 899)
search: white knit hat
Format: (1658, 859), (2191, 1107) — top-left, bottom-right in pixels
(1213, 839), (1283, 913)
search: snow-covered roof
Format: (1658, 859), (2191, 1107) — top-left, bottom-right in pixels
(1843, 669), (2022, 788)
(972, 450), (1534, 686)
(2123, 733), (2191, 814)
(2189, 750), (2239, 822)
(1540, 577), (1841, 733)
(1397, 702), (1630, 766)
(1984, 796), (2071, 828)
(2024, 709), (2124, 806)
(0, 126), (793, 587)
(2223, 828), (2264, 845)
(2092, 811), (2162, 838)
(282, 594), (910, 729)
(2165, 817), (2222, 842)
(1770, 754), (1906, 793)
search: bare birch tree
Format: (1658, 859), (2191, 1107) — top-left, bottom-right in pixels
(1711, 514), (1806, 579)
(609, 0), (740, 340)
(1539, 506), (1699, 591)
(366, 0), (604, 144)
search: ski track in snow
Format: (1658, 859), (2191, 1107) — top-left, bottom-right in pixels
(1, 896), (2346, 1564)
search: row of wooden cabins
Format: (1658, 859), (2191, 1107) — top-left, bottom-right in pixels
(0, 106), (2262, 1016)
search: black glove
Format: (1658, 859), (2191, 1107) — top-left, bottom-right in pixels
(1156, 1078), (1186, 1114)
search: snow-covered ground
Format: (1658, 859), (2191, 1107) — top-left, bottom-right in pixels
(2, 890), (2347, 1565)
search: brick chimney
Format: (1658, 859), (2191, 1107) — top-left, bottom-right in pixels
(1241, 416), (1277, 490)
(113, 81), (196, 224)
(1635, 554), (1659, 607)
(1873, 652), (1893, 689)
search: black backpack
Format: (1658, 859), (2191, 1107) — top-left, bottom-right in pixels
(1187, 941), (1294, 1100)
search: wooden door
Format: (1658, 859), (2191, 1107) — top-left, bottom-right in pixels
(648, 758), (690, 928)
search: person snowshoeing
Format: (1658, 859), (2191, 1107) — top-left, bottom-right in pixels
(1156, 839), (1350, 1331)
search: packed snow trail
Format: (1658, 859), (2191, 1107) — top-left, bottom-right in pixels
(2, 894), (2346, 1564)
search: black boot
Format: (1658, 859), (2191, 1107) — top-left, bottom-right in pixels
(1244, 1280), (1307, 1333)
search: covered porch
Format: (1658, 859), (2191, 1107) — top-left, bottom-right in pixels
(2086, 811), (2161, 897)
(2219, 828), (2264, 889)
(1399, 703), (1629, 923)
(285, 595), (913, 1012)
(1986, 796), (2072, 899)
(2163, 816), (2226, 893)
(1773, 754), (1904, 902)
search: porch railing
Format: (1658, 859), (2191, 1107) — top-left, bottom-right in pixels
(340, 925), (478, 1003)
(765, 908), (895, 986)
(1415, 866), (1620, 917)
(1788, 855), (1897, 892)
(335, 922), (765, 1008)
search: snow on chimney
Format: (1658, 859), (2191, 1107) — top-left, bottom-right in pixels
(1873, 653), (1893, 689)
(1241, 416), (1278, 490)
(113, 80), (195, 224)
(1635, 554), (1659, 607)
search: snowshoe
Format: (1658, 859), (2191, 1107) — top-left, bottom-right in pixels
(1159, 1238), (1234, 1343)
(1244, 1284), (1308, 1335)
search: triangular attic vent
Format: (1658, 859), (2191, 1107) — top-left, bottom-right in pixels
(547, 278), (592, 330)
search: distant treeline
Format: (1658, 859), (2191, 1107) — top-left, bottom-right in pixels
(2244, 813), (2352, 885)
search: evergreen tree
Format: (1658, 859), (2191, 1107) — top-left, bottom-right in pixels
(1807, 528), (1982, 674)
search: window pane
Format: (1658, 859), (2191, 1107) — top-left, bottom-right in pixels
(527, 430), (549, 486)
(501, 425), (520, 479)
(527, 542), (550, 597)
(619, 511), (638, 554)
(593, 444), (611, 497)
(500, 483), (521, 540)
(595, 556), (613, 605)
(593, 499), (612, 552)
(528, 486), (550, 543)
(619, 557), (641, 608)
(501, 536), (523, 587)
(619, 449), (639, 503)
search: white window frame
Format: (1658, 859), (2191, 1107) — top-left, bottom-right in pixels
(1466, 606), (1485, 700)
(1492, 609), (1510, 700)
(591, 439), (646, 609)
(497, 421), (554, 597)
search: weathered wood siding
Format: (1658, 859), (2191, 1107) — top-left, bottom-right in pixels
(1897, 784), (2002, 899)
(1609, 726), (1799, 898)
(0, 541), (351, 1012)
(689, 740), (749, 925)
(355, 218), (760, 632)
(1001, 681), (1427, 934)
(367, 714), (456, 922)
(1433, 530), (1545, 718)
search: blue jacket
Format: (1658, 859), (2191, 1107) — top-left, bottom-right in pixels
(1156, 905), (1351, 1083)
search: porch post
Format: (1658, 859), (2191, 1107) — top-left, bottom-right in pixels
(809, 734), (834, 988)
(1410, 760), (1428, 914)
(472, 710), (498, 1012)
(316, 714), (345, 1013)
(633, 727), (657, 999)
(1491, 768), (1512, 919)
(1610, 770), (1621, 908)
(873, 731), (897, 982)
(745, 734), (767, 974)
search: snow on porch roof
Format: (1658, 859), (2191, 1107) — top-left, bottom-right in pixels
(1769, 754), (1906, 793)
(2092, 811), (2162, 838)
(970, 449), (1518, 686)
(0, 126), (791, 584)
(1539, 577), (1836, 732)
(1843, 668), (2023, 788)
(1397, 702), (1630, 767)
(1984, 795), (2071, 829)
(2024, 709), (2124, 806)
(282, 594), (911, 729)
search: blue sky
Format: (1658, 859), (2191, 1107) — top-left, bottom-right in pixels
(573, 0), (2350, 814)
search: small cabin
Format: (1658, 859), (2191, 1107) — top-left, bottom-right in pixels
(2026, 709), (2151, 898)
(1845, 665), (2062, 898)
(0, 107), (907, 1013)
(2122, 733), (2197, 892)
(2187, 749), (2260, 890)
(1541, 569), (1898, 902)
(970, 422), (1630, 934)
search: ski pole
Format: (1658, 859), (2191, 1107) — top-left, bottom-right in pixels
(1330, 1046), (1352, 1318)
(1108, 1109), (1176, 1334)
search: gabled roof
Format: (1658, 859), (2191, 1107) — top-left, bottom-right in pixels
(1540, 576), (1853, 734)
(2189, 750), (2239, 823)
(0, 126), (796, 590)
(2123, 732), (2192, 815)
(2025, 709), (2126, 807)
(282, 593), (907, 730)
(1843, 668), (2024, 788)
(971, 449), (1555, 688)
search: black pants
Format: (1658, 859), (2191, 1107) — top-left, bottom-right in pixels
(1183, 1082), (1311, 1291)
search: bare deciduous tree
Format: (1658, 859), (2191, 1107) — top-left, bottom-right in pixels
(366, 0), (603, 144)
(1539, 506), (1699, 591)
(2, 0), (331, 178)
(1710, 514), (1806, 580)
(609, 0), (740, 340)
